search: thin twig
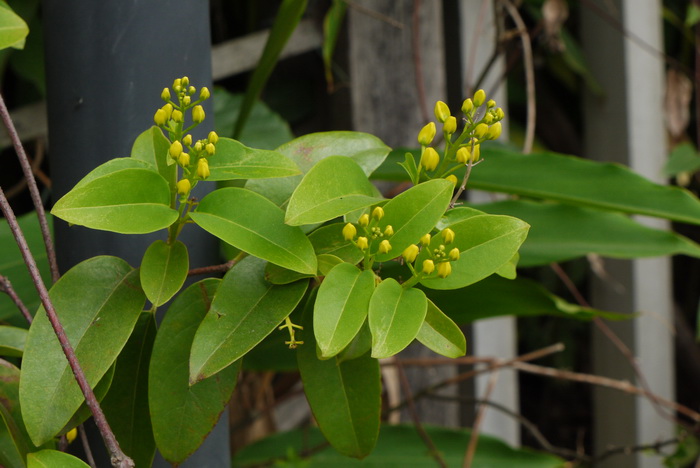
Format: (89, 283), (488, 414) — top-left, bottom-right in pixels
(0, 275), (32, 324)
(381, 355), (494, 367)
(450, 160), (478, 208)
(395, 359), (448, 468)
(592, 437), (680, 463)
(187, 251), (246, 277)
(342, 0), (404, 29)
(499, 0), (536, 153)
(79, 424), (97, 468)
(0, 94), (59, 284)
(463, 370), (499, 468)
(0, 187), (133, 468)
(411, 0), (430, 124)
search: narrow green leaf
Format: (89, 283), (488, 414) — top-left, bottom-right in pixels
(374, 179), (453, 263)
(416, 300), (466, 358)
(190, 187), (317, 274)
(0, 4), (27, 51)
(130, 126), (176, 184)
(27, 450), (89, 468)
(322, 0), (347, 89)
(149, 279), (239, 464)
(51, 169), (178, 234)
(101, 313), (157, 468)
(298, 298), (381, 458)
(140, 240), (189, 306)
(0, 326), (26, 357)
(398, 152), (420, 186)
(314, 263), (375, 358)
(420, 214), (529, 290)
(286, 156), (383, 225)
(207, 137), (300, 181)
(368, 279), (427, 359)
(190, 257), (307, 382)
(20, 256), (145, 446)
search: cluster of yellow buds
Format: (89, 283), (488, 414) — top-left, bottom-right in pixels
(154, 76), (210, 131)
(342, 206), (394, 260)
(402, 227), (459, 280)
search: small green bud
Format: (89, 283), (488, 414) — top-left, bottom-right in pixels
(486, 99), (496, 108)
(192, 105), (205, 123)
(208, 131), (219, 144)
(443, 116), (457, 135)
(161, 88), (171, 101)
(441, 228), (455, 244)
(356, 236), (369, 250)
(420, 233), (431, 246)
(422, 259), (435, 275)
(172, 109), (184, 123)
(384, 225), (394, 236)
(359, 214), (370, 227)
(200, 87), (210, 100)
(437, 261), (452, 278)
(177, 178), (191, 195)
(462, 98), (474, 115)
(473, 89), (486, 107)
(169, 140), (183, 159)
(434, 101), (451, 123)
(378, 239), (392, 254)
(417, 122), (437, 146)
(343, 223), (357, 241)
(372, 206), (385, 221)
(154, 109), (167, 126)
(449, 248), (460, 261)
(402, 244), (419, 263)
(178, 152), (190, 167)
(474, 123), (488, 139)
(206, 143), (216, 155)
(182, 134), (193, 146)
(420, 147), (440, 171)
(487, 121), (502, 140)
(197, 158), (210, 179)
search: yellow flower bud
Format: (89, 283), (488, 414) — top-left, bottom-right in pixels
(437, 261), (452, 278)
(449, 247), (460, 261)
(384, 225), (394, 236)
(443, 116), (457, 135)
(169, 140), (183, 159)
(161, 88), (171, 101)
(192, 105), (205, 123)
(177, 178), (191, 195)
(495, 108), (505, 120)
(417, 122), (436, 146)
(197, 158), (210, 179)
(188, 85), (196, 96)
(486, 99), (496, 108)
(434, 101), (451, 123)
(183, 95), (191, 106)
(66, 427), (78, 444)
(162, 103), (173, 119)
(194, 141), (203, 152)
(378, 239), (392, 254)
(473, 89), (486, 107)
(342, 223), (357, 241)
(422, 259), (435, 275)
(462, 98), (474, 115)
(172, 109), (184, 123)
(441, 228), (455, 244)
(456, 147), (469, 164)
(182, 134), (193, 146)
(474, 123), (488, 139)
(154, 109), (167, 126)
(200, 87), (210, 100)
(402, 244), (419, 263)
(178, 153), (190, 167)
(356, 236), (369, 250)
(483, 113), (494, 124)
(181, 76), (190, 87)
(470, 144), (481, 163)
(420, 147), (440, 171)
(359, 214), (370, 227)
(487, 121), (502, 140)
(372, 206), (385, 221)
(206, 143), (216, 155)
(446, 174), (458, 185)
(208, 131), (219, 144)
(420, 233), (431, 246)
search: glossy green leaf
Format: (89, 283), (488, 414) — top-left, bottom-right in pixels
(416, 299), (466, 358)
(309, 223), (364, 265)
(191, 187), (317, 274)
(0, 360), (32, 468)
(398, 151), (420, 186)
(0, 326), (26, 357)
(314, 263), (375, 358)
(420, 214), (529, 290)
(476, 199), (700, 267)
(0, 3), (27, 50)
(101, 313), (156, 468)
(298, 299), (381, 458)
(337, 321), (372, 363)
(71, 158), (154, 190)
(140, 240), (189, 306)
(317, 253), (344, 276)
(322, 0), (347, 89)
(368, 279), (427, 359)
(130, 126), (176, 184)
(426, 275), (627, 323)
(286, 156), (382, 225)
(27, 450), (89, 468)
(62, 364), (115, 434)
(436, 206), (485, 229)
(149, 279), (239, 464)
(374, 179), (453, 263)
(207, 137), (300, 181)
(20, 256), (145, 446)
(247, 131), (391, 206)
(190, 257), (307, 382)
(51, 168), (178, 234)
(264, 262), (314, 285)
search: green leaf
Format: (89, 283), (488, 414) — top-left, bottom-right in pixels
(398, 152), (420, 186)
(149, 279), (239, 464)
(19, 256), (145, 446)
(27, 450), (89, 468)
(314, 263), (375, 358)
(0, 360), (32, 468)
(0, 3), (27, 51)
(51, 168), (178, 234)
(234, 0), (307, 138)
(317, 253), (344, 276)
(664, 142), (700, 176)
(286, 156), (383, 225)
(298, 298), (381, 458)
(374, 179), (453, 263)
(70, 158), (154, 191)
(476, 200), (700, 267)
(189, 257), (307, 382)
(0, 326), (26, 357)
(436, 206), (485, 229)
(420, 214), (529, 290)
(687, 4), (700, 26)
(368, 279), (427, 359)
(130, 126), (176, 184)
(190, 187), (317, 274)
(101, 313), (157, 468)
(207, 137), (300, 181)
(322, 0), (347, 89)
(416, 299), (466, 358)
(264, 262), (314, 285)
(62, 364), (115, 434)
(140, 240), (189, 306)
(427, 275), (628, 323)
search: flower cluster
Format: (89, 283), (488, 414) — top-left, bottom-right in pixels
(342, 206), (394, 268)
(402, 228), (459, 280)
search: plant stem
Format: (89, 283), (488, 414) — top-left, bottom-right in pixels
(0, 187), (134, 468)
(0, 275), (33, 324)
(0, 93), (60, 284)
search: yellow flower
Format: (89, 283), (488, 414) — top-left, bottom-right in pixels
(200, 86), (211, 100)
(197, 158), (210, 179)
(417, 122), (436, 146)
(169, 140), (183, 159)
(441, 228), (455, 244)
(420, 233), (431, 246)
(486, 99), (496, 108)
(487, 122), (502, 140)
(434, 101), (451, 123)
(378, 239), (392, 254)
(372, 206), (385, 221)
(161, 88), (171, 101)
(356, 236), (369, 250)
(162, 103), (173, 120)
(449, 248), (460, 261)
(182, 95), (191, 106)
(181, 76), (190, 87)
(384, 225), (394, 236)
(177, 178), (191, 195)
(495, 108), (505, 120)
(446, 175), (458, 185)
(342, 223), (357, 241)
(182, 134), (192, 146)
(178, 153), (190, 167)
(473, 89), (486, 107)
(192, 105), (205, 123)
(462, 98), (473, 115)
(359, 214), (370, 227)
(173, 78), (182, 91)
(420, 147), (440, 171)
(153, 109), (167, 126)
(437, 261), (452, 278)
(66, 428), (78, 444)
(171, 109), (184, 123)
(474, 123), (488, 139)
(402, 244), (419, 263)
(470, 144), (481, 163)
(422, 259), (435, 275)
(208, 131), (219, 144)
(456, 147), (469, 164)
(443, 116), (457, 135)
(206, 143), (216, 155)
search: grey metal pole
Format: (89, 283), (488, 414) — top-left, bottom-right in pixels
(42, 1), (228, 466)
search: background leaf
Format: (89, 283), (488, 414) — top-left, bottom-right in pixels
(0, 3), (27, 51)
(0, 326), (27, 357)
(27, 450), (89, 468)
